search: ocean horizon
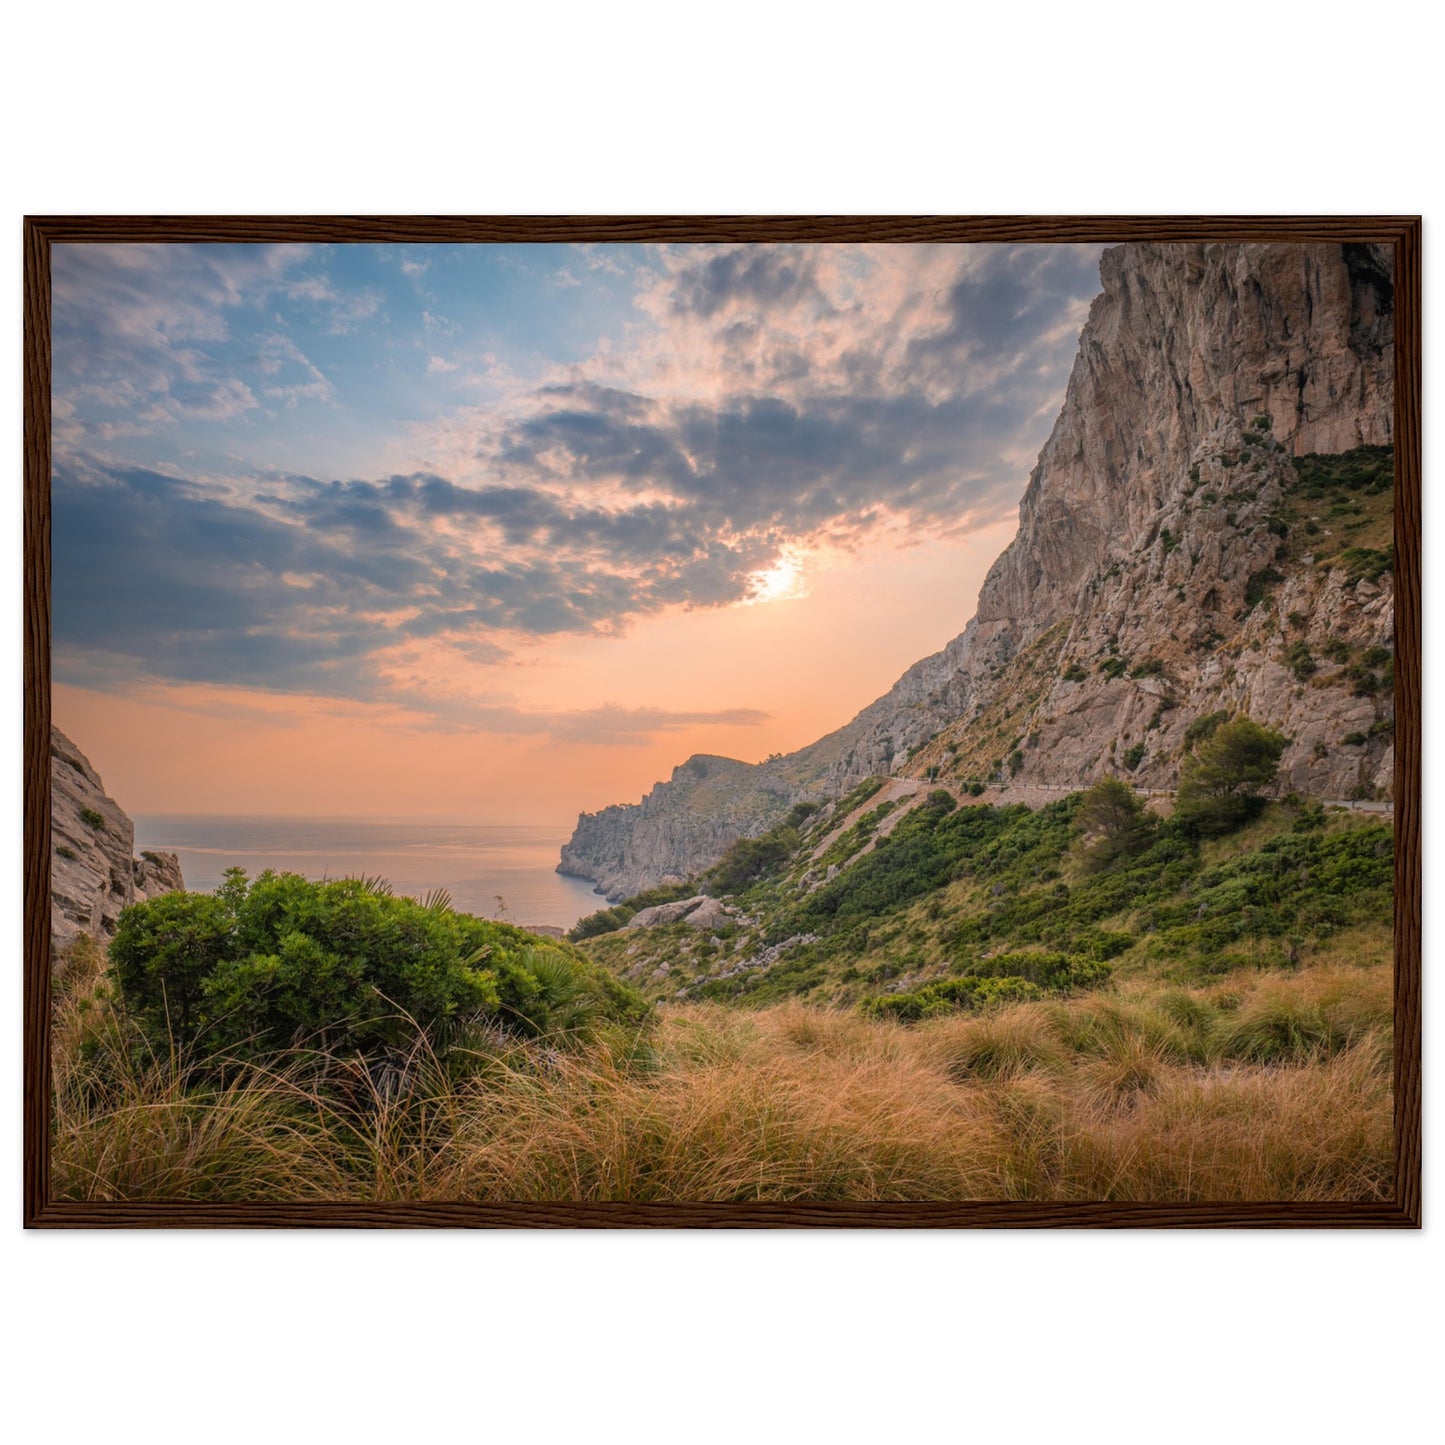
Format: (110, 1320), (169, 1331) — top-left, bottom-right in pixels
(132, 814), (607, 932)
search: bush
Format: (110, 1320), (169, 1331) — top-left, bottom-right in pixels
(110, 869), (648, 1066)
(1073, 777), (1153, 873)
(1281, 642), (1317, 681)
(1338, 547), (1393, 584)
(860, 975), (1045, 1022)
(705, 824), (802, 895)
(1244, 566), (1284, 611)
(1174, 715), (1287, 836)
(80, 808), (105, 830)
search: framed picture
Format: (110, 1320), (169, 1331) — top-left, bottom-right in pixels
(22, 216), (1421, 1227)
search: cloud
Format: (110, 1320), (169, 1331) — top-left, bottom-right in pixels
(283, 273), (383, 332)
(51, 243), (349, 444)
(669, 245), (830, 320)
(51, 241), (1107, 729)
(395, 698), (773, 745)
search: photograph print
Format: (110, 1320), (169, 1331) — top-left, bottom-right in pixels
(27, 221), (1418, 1222)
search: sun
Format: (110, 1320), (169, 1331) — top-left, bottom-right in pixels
(746, 554), (808, 604)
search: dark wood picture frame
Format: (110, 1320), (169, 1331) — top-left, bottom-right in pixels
(22, 215), (1422, 1228)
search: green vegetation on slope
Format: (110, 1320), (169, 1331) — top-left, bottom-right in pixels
(579, 782), (1391, 1014)
(1276, 444), (1394, 583)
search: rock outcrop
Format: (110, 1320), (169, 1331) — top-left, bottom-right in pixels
(625, 895), (738, 932)
(561, 242), (1395, 900)
(50, 726), (184, 955)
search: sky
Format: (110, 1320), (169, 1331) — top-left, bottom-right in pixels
(51, 240), (1106, 825)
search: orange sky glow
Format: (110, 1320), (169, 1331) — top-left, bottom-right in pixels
(54, 521), (1017, 825)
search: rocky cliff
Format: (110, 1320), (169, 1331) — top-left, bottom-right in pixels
(51, 726), (184, 955)
(561, 242), (1395, 900)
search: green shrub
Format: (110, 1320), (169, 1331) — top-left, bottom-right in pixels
(1337, 547), (1392, 584)
(1121, 743), (1146, 771)
(1281, 642), (1317, 681)
(1244, 566), (1284, 611)
(110, 869), (648, 1066)
(80, 808), (105, 830)
(860, 975), (1045, 1022)
(1346, 664), (1382, 696)
(57, 844), (77, 860)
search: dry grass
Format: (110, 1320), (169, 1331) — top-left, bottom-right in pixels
(51, 943), (1393, 1204)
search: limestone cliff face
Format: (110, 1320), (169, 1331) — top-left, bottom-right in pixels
(561, 242), (1395, 900)
(905, 242), (1394, 797)
(558, 754), (801, 901)
(50, 727), (184, 955)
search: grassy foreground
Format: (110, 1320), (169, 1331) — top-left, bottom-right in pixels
(53, 935), (1391, 1203)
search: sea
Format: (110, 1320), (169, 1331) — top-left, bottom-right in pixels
(131, 815), (607, 933)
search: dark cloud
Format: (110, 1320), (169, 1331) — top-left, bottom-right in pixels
(904, 246), (1102, 375)
(670, 246), (829, 319)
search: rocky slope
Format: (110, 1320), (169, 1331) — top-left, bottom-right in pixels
(51, 726), (184, 954)
(561, 242), (1395, 900)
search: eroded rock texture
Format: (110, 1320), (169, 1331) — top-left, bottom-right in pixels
(50, 726), (184, 955)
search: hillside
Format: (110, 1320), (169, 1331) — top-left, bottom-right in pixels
(559, 242), (1395, 901)
(574, 780), (1392, 1012)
